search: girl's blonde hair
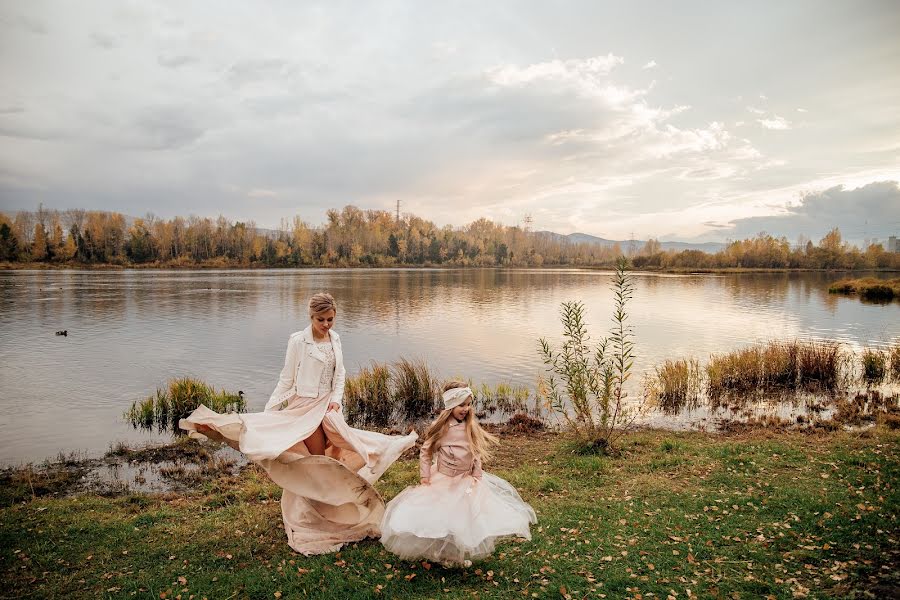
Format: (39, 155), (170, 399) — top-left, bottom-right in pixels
(421, 380), (499, 462)
(308, 292), (337, 316)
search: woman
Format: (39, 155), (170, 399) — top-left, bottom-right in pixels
(180, 293), (417, 555)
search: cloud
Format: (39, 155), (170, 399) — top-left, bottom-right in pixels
(758, 115), (791, 130)
(130, 106), (207, 150)
(158, 54), (197, 69)
(15, 15), (48, 35)
(90, 32), (118, 49)
(1, 4), (897, 243)
(487, 54), (626, 98)
(227, 58), (302, 88)
(722, 181), (900, 242)
(247, 188), (278, 199)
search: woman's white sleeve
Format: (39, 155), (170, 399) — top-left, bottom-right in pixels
(330, 341), (346, 409)
(268, 336), (297, 408)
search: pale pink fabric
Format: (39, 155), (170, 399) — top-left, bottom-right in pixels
(180, 392), (417, 555)
(419, 420), (482, 479)
(383, 427), (536, 563)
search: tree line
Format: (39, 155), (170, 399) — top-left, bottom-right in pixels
(632, 229), (900, 270)
(1, 205), (898, 270)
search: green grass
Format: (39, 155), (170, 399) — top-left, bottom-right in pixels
(1, 428), (897, 599)
(862, 349), (888, 385)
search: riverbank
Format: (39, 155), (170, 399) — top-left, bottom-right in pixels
(4, 260), (900, 275)
(2, 426), (897, 599)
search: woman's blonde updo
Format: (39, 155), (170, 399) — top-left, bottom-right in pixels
(308, 292), (337, 316)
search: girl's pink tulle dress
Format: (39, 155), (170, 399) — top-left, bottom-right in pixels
(380, 419), (536, 563)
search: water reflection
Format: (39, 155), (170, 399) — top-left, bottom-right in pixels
(0, 268), (898, 464)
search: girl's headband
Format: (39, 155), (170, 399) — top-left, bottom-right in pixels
(442, 387), (473, 410)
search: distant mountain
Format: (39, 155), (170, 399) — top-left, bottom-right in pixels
(537, 231), (726, 254)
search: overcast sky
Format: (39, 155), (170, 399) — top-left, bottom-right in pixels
(1, 1), (899, 244)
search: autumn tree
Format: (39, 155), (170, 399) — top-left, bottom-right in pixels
(0, 214), (20, 261)
(31, 223), (49, 261)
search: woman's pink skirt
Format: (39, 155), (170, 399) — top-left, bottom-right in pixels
(180, 392), (417, 555)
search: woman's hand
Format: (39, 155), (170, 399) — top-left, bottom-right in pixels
(327, 402), (340, 412)
(420, 477), (430, 485)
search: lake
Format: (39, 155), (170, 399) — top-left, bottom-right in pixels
(1, 268), (897, 464)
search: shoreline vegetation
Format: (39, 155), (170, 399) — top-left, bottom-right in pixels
(3, 260), (900, 275)
(829, 277), (900, 301)
(2, 205), (899, 271)
(119, 338), (900, 435)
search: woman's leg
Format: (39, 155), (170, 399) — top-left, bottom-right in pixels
(303, 423), (327, 455)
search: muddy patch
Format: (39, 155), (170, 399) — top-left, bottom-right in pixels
(0, 438), (246, 505)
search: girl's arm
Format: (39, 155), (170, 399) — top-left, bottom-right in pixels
(472, 454), (483, 480)
(267, 336), (298, 410)
(419, 440), (433, 483)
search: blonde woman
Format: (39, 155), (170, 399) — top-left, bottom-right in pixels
(181, 293), (417, 555)
(380, 381), (536, 566)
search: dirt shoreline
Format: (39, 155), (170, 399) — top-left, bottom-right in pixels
(4, 260), (900, 274)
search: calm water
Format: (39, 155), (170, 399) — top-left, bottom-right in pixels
(1, 268), (897, 464)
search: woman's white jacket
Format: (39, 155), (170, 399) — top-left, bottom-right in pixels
(264, 326), (346, 411)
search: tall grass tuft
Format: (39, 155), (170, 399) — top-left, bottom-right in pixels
(797, 341), (843, 390)
(472, 382), (546, 420)
(862, 349), (887, 385)
(706, 340), (845, 399)
(651, 358), (702, 414)
(344, 362), (393, 428)
(124, 377), (245, 431)
(342, 361), (547, 429)
(891, 343), (900, 383)
(392, 358), (440, 423)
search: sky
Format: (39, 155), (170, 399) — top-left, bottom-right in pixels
(1, 1), (899, 245)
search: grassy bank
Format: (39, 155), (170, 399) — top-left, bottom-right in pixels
(1, 427), (897, 599)
(829, 277), (900, 301)
(5, 261), (900, 274)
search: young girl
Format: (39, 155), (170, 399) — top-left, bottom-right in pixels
(380, 381), (537, 566)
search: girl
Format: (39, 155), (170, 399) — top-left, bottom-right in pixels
(380, 381), (537, 566)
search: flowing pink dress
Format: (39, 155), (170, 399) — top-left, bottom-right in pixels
(380, 420), (536, 563)
(180, 337), (417, 555)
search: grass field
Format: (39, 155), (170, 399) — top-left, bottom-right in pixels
(1, 427), (897, 599)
